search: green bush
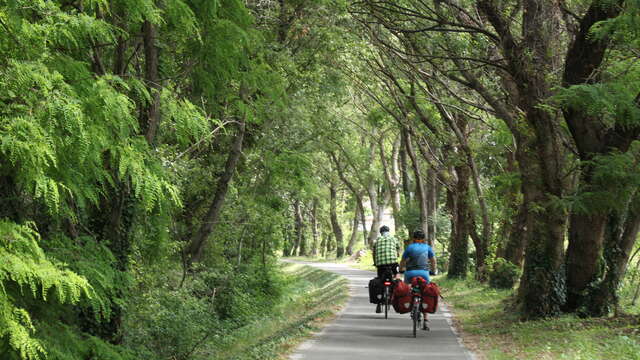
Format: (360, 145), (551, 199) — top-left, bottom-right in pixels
(489, 258), (521, 289)
(122, 260), (290, 360)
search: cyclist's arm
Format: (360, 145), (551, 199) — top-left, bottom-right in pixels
(428, 247), (437, 273)
(399, 247), (408, 272)
(395, 238), (400, 259)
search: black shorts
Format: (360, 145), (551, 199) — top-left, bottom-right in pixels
(376, 263), (399, 279)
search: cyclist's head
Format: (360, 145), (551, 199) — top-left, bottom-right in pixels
(412, 229), (425, 242)
(379, 225), (390, 235)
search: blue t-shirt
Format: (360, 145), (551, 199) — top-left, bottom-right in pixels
(402, 243), (435, 271)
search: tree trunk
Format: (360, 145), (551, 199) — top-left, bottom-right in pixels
(587, 193), (640, 315)
(184, 119), (246, 266)
(447, 164), (471, 278)
(503, 201), (529, 267)
(282, 224), (292, 257)
(277, 0), (289, 44)
(367, 182), (381, 245)
(426, 167), (437, 245)
(435, 106), (490, 271)
(402, 128), (429, 241)
(516, 158), (567, 318)
(560, 0), (637, 314)
(400, 132), (413, 228)
(329, 151), (369, 245)
(565, 202), (608, 311)
(347, 204), (359, 255)
(142, 20), (161, 145)
(311, 198), (319, 256)
(380, 136), (403, 235)
(359, 197), (368, 245)
(498, 147), (529, 268)
(294, 198), (306, 256)
(319, 231), (327, 258)
(475, 0), (569, 319)
(330, 183), (345, 258)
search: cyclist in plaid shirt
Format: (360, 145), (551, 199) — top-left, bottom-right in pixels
(373, 225), (400, 313)
(374, 226), (400, 271)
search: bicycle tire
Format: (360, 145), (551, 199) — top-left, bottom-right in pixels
(412, 301), (419, 338)
(384, 287), (389, 319)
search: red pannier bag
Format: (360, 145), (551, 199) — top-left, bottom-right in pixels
(421, 282), (440, 314)
(391, 280), (412, 314)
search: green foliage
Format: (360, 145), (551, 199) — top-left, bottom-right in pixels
(438, 275), (640, 359)
(36, 323), (134, 360)
(124, 282), (221, 360)
(564, 146), (640, 215)
(489, 258), (521, 289)
(0, 221), (93, 360)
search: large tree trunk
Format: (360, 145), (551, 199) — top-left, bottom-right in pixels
(560, 0), (637, 314)
(564, 170), (609, 312)
(503, 201), (529, 267)
(587, 193), (640, 315)
(516, 152), (567, 318)
(330, 183), (345, 258)
(447, 165), (471, 278)
(499, 147), (529, 268)
(477, 0), (569, 319)
(184, 119), (246, 266)
(142, 20), (161, 145)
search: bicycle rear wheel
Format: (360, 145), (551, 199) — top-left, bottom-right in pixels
(412, 302), (419, 338)
(384, 287), (389, 319)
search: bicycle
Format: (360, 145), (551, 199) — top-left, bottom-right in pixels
(382, 278), (393, 319)
(410, 281), (429, 337)
(378, 268), (396, 319)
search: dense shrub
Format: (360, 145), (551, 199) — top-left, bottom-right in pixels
(489, 258), (521, 289)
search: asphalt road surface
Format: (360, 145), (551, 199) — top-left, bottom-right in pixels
(288, 261), (475, 360)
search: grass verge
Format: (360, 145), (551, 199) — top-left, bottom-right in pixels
(436, 276), (640, 360)
(214, 262), (348, 359)
(288, 248), (376, 271)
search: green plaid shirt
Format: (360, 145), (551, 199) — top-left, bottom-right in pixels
(373, 234), (400, 266)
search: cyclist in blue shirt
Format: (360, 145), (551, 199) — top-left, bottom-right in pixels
(399, 230), (437, 283)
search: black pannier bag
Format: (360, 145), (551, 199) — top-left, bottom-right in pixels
(368, 277), (384, 304)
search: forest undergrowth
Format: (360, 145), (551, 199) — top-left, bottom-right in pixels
(437, 275), (640, 360)
(213, 263), (348, 360)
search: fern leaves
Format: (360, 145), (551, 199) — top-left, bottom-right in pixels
(0, 221), (93, 360)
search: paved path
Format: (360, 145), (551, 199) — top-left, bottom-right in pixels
(288, 261), (474, 360)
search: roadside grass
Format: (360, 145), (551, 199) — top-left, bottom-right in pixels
(214, 263), (348, 359)
(437, 276), (640, 360)
(348, 250), (376, 271)
(286, 251), (376, 272)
